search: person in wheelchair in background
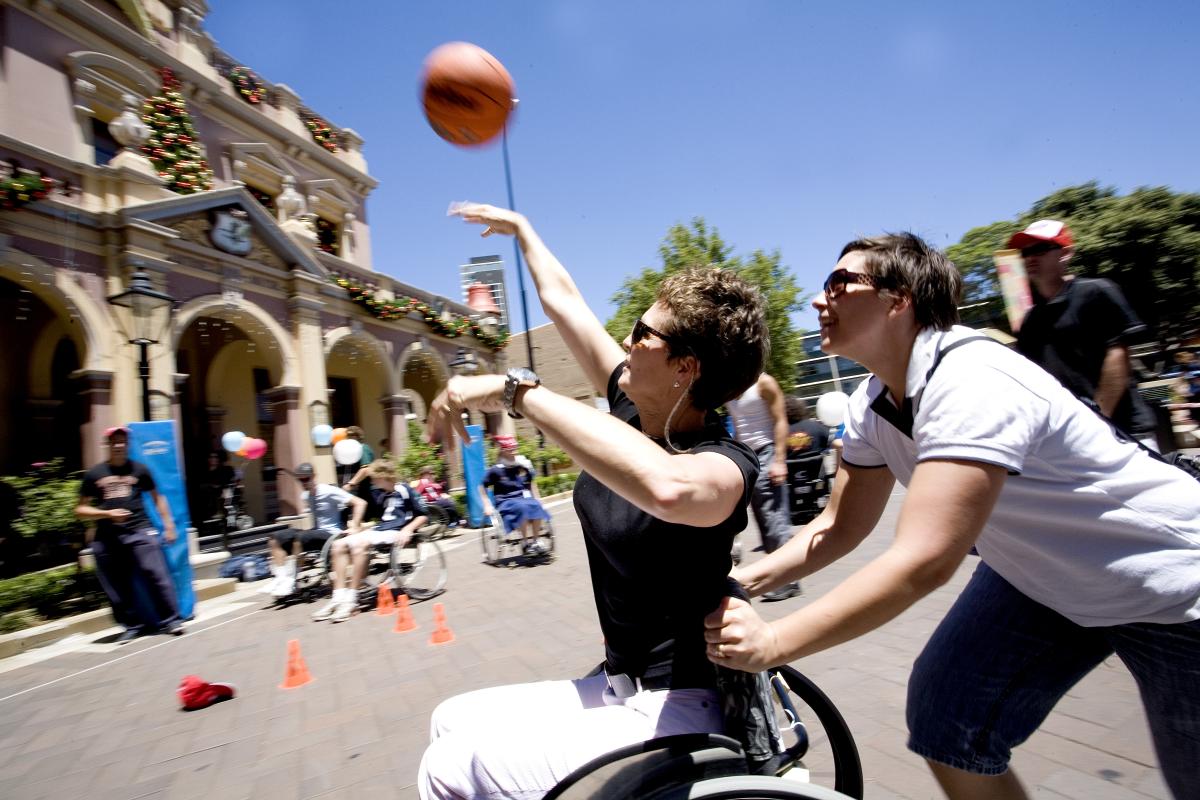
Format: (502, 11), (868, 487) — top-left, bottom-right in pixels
(414, 465), (462, 528)
(312, 462), (428, 623)
(261, 462), (366, 599)
(784, 396), (830, 526)
(418, 203), (766, 800)
(480, 434), (551, 557)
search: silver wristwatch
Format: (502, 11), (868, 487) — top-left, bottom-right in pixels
(503, 367), (540, 419)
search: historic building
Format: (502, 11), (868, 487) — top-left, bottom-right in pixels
(0, 0), (505, 525)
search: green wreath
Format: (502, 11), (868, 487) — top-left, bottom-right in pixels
(305, 116), (340, 152)
(229, 66), (266, 105)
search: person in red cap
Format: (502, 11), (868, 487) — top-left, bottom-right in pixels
(479, 435), (550, 556)
(75, 427), (183, 642)
(1010, 220), (1158, 447)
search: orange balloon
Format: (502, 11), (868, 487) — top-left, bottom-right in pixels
(331, 427), (348, 445)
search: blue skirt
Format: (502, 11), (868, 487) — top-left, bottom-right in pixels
(496, 495), (551, 531)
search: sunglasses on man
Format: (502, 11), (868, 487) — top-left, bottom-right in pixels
(822, 268), (896, 298)
(1019, 242), (1062, 259)
(631, 318), (689, 354)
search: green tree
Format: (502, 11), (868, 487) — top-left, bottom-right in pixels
(948, 183), (1200, 342)
(605, 218), (805, 389)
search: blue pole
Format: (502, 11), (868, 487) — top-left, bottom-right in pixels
(502, 124), (536, 372)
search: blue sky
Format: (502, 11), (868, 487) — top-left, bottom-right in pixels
(206, 1), (1200, 333)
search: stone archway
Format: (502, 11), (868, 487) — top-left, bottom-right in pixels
(323, 326), (399, 459)
(399, 342), (449, 418)
(174, 299), (295, 523)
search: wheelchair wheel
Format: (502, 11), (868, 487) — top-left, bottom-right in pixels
(661, 775), (857, 799)
(391, 534), (447, 601)
(760, 666), (863, 799)
(419, 505), (451, 541)
(480, 518), (503, 564)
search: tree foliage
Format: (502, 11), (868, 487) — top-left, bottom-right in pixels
(605, 218), (805, 389)
(948, 183), (1200, 342)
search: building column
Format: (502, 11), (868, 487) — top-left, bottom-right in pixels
(171, 373), (189, 472)
(264, 385), (303, 517)
(74, 370), (114, 468)
(381, 395), (409, 461)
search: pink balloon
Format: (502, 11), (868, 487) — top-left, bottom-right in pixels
(242, 438), (268, 460)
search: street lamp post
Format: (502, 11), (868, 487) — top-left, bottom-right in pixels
(501, 123), (536, 373)
(107, 267), (175, 421)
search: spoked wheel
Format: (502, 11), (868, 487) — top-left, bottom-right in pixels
(660, 775), (858, 799)
(391, 535), (447, 601)
(760, 666), (863, 799)
(419, 505), (451, 541)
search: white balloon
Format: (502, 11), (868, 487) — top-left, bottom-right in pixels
(816, 392), (850, 428)
(221, 431), (245, 453)
(311, 424), (333, 447)
(333, 438), (364, 466)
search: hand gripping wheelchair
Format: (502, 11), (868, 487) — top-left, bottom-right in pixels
(543, 665), (863, 800)
(289, 513), (450, 606)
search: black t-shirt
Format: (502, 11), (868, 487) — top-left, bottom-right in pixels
(80, 460), (156, 534)
(787, 419), (829, 457)
(572, 366), (758, 689)
(1016, 277), (1156, 435)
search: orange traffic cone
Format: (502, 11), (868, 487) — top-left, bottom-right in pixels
(279, 639), (313, 689)
(393, 593), (417, 633)
(428, 602), (454, 646)
(375, 583), (395, 615)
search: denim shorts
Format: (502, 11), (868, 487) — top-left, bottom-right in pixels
(906, 561), (1200, 799)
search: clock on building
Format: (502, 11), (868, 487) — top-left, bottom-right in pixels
(209, 208), (253, 256)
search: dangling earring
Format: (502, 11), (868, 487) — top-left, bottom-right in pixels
(673, 381), (680, 388)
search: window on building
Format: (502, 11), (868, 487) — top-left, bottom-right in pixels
(315, 216), (340, 256)
(92, 118), (119, 166)
(328, 376), (356, 426)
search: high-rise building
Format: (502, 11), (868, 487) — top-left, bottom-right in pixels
(460, 255), (510, 330)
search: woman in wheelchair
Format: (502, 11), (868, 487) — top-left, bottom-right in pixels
(262, 462), (366, 598)
(311, 463), (428, 623)
(481, 434), (551, 556)
(419, 203), (768, 800)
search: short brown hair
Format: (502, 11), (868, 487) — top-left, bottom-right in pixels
(346, 426), (365, 441)
(839, 233), (962, 331)
(371, 462), (396, 483)
(656, 268), (769, 410)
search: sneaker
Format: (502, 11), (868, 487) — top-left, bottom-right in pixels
(114, 628), (140, 644)
(330, 600), (354, 623)
(311, 598), (340, 621)
(271, 574), (296, 598)
(257, 575), (280, 595)
(523, 541), (547, 557)
(760, 582), (802, 603)
(164, 621), (185, 636)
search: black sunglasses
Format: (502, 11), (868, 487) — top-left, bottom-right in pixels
(1020, 242), (1060, 259)
(822, 268), (894, 298)
(633, 319), (691, 352)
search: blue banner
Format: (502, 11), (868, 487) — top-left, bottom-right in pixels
(128, 420), (196, 619)
(461, 424), (486, 528)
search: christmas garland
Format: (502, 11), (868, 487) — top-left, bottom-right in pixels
(332, 276), (510, 352)
(0, 169), (56, 210)
(229, 66), (267, 105)
(304, 115), (340, 152)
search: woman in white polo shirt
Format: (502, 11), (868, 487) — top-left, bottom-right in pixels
(705, 233), (1200, 800)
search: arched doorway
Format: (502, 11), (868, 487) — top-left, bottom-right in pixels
(0, 278), (87, 473)
(175, 308), (288, 525)
(324, 329), (397, 459)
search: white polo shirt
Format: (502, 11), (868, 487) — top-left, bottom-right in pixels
(302, 483), (356, 535)
(842, 325), (1200, 626)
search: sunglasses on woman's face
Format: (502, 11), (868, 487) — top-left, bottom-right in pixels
(822, 268), (894, 298)
(631, 317), (684, 351)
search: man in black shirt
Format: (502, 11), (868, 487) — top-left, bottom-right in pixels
(1011, 220), (1158, 447)
(75, 427), (183, 642)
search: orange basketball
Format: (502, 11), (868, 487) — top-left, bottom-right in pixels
(420, 42), (515, 147)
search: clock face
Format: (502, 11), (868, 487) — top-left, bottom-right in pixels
(209, 210), (253, 255)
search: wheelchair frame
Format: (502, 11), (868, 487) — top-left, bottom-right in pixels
(478, 500), (556, 566)
(543, 665), (863, 800)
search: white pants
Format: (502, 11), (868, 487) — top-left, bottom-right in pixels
(417, 672), (723, 800)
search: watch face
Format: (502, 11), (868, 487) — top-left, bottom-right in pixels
(209, 210), (253, 255)
(508, 367), (538, 383)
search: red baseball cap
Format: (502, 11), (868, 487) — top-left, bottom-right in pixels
(493, 434), (518, 451)
(1007, 219), (1073, 251)
(178, 675), (236, 711)
(103, 426), (131, 441)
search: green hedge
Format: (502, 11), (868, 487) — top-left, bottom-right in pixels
(0, 565), (106, 632)
(536, 472), (578, 496)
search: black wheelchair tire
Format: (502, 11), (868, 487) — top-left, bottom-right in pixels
(660, 775), (858, 800)
(771, 666), (863, 799)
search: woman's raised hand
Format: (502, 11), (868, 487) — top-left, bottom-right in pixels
(425, 374), (508, 450)
(447, 202), (526, 238)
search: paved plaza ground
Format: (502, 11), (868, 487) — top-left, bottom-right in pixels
(0, 490), (1171, 800)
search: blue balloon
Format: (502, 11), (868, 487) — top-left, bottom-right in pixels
(311, 424), (333, 447)
(221, 430), (245, 453)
